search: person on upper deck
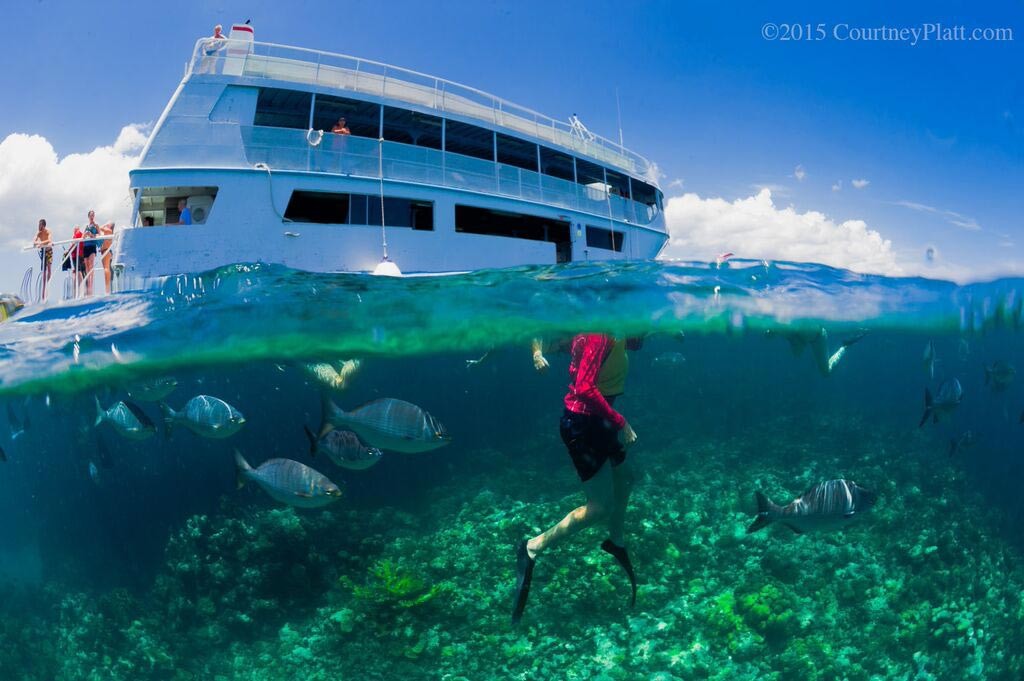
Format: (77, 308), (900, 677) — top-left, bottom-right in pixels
(81, 211), (101, 296)
(196, 24), (227, 74)
(100, 222), (115, 294)
(512, 333), (643, 622)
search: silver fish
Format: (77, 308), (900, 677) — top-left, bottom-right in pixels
(919, 378), (963, 427)
(7, 402), (28, 441)
(653, 352), (686, 367)
(304, 425), (383, 471)
(234, 451), (341, 508)
(94, 397), (156, 440)
(322, 397), (450, 454)
(160, 395), (245, 439)
(923, 341), (936, 380)
(984, 361), (1015, 392)
(127, 376), (178, 402)
(747, 479), (877, 534)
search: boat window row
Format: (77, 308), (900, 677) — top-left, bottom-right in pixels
(253, 87), (663, 211)
(283, 191), (433, 230)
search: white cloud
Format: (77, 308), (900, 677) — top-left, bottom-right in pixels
(831, 181), (842, 192)
(893, 200), (981, 231)
(0, 124), (149, 293)
(851, 178), (870, 189)
(661, 188), (903, 275)
(0, 124), (148, 252)
(668, 178), (685, 190)
(793, 164), (806, 181)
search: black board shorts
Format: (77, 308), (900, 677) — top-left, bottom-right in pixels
(560, 408), (626, 482)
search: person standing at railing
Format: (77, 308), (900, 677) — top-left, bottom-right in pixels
(175, 199), (192, 225)
(81, 211), (101, 296)
(331, 117), (351, 174)
(66, 225), (85, 295)
(33, 219), (53, 300)
(196, 24), (227, 74)
(100, 222), (115, 294)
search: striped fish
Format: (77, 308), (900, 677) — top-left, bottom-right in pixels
(321, 397), (450, 453)
(94, 397), (156, 440)
(160, 395), (245, 439)
(304, 425), (383, 471)
(234, 451), (341, 508)
(127, 376), (178, 402)
(747, 479), (877, 534)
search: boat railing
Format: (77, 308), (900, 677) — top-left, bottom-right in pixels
(21, 234), (122, 304)
(187, 38), (653, 179)
(238, 126), (661, 226)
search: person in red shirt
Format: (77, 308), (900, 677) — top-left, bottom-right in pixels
(513, 333), (641, 622)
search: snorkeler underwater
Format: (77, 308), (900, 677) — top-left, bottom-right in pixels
(2, 2), (1023, 680)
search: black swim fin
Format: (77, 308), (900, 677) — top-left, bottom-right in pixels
(511, 540), (535, 623)
(601, 539), (637, 608)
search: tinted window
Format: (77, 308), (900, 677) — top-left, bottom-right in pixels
(586, 225), (624, 252)
(445, 120), (494, 161)
(313, 95), (380, 138)
(575, 158), (605, 187)
(284, 191), (432, 230)
(631, 179), (659, 207)
(384, 107), (442, 149)
(255, 88), (312, 129)
(455, 205), (569, 244)
(539, 147), (574, 181)
(496, 133), (538, 172)
(606, 170), (630, 198)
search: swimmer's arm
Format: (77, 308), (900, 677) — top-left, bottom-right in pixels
(572, 336), (625, 429)
(531, 338), (549, 373)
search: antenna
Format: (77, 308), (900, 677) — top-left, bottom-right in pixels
(615, 87), (624, 151)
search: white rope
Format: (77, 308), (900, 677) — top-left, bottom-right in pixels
(254, 163), (291, 222)
(378, 136), (389, 261)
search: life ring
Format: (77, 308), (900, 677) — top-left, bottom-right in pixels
(306, 128), (324, 147)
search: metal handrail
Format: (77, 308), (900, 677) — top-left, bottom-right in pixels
(187, 38), (655, 181)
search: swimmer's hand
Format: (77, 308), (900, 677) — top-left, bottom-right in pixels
(533, 351), (549, 373)
(619, 421), (638, 448)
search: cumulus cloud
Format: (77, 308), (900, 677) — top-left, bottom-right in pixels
(661, 188), (903, 275)
(851, 178), (870, 189)
(0, 124), (148, 252)
(793, 164), (806, 181)
(831, 181), (842, 192)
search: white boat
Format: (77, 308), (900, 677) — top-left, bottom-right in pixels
(28, 23), (668, 299)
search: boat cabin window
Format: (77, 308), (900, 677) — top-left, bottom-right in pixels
(284, 191), (433, 230)
(313, 95), (381, 138)
(606, 170), (630, 198)
(631, 179), (658, 208)
(455, 205), (570, 246)
(575, 159), (605, 189)
(383, 107), (442, 149)
(496, 133), (538, 172)
(539, 147), (575, 181)
(586, 225), (624, 252)
(137, 186), (218, 226)
(254, 88), (312, 129)
(444, 120), (494, 161)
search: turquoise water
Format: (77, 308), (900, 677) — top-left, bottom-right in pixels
(1, 260), (1023, 679)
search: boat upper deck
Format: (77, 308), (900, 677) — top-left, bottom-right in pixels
(187, 38), (654, 181)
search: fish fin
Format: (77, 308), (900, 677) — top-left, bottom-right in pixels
(318, 395), (339, 439)
(918, 389), (933, 428)
(233, 449), (252, 489)
(840, 331), (867, 348)
(784, 524), (804, 535)
(295, 491), (313, 498)
(303, 425), (318, 456)
(158, 402), (175, 440)
(94, 396), (105, 427)
(843, 511), (856, 519)
(746, 491), (776, 533)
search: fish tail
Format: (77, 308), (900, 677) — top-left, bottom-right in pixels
(234, 449), (253, 489)
(746, 491), (777, 533)
(918, 389), (933, 428)
(158, 402), (176, 439)
(318, 395), (341, 439)
(94, 396), (105, 427)
(303, 424), (318, 456)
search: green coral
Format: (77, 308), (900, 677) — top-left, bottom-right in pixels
(341, 558), (444, 609)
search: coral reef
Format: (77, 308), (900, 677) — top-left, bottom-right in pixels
(2, 413), (1024, 679)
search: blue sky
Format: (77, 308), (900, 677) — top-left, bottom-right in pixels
(0, 0), (1021, 290)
